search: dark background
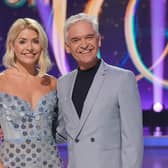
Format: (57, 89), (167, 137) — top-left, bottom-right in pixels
(0, 0), (168, 111)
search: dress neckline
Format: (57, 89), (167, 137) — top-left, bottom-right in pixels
(0, 90), (56, 112)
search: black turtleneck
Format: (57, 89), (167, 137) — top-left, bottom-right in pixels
(72, 60), (101, 118)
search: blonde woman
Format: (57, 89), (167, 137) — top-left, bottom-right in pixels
(0, 18), (63, 168)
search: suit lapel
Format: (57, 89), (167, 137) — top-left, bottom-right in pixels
(76, 60), (108, 136)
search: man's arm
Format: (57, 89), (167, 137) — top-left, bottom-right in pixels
(55, 98), (67, 144)
(119, 71), (143, 168)
(54, 79), (67, 144)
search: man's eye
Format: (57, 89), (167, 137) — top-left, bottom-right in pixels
(71, 39), (80, 43)
(87, 35), (94, 40)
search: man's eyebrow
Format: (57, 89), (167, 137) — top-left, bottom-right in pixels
(86, 33), (95, 36)
(70, 37), (79, 39)
(70, 33), (95, 39)
(69, 36), (81, 42)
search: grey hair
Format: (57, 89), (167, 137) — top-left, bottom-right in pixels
(64, 13), (99, 42)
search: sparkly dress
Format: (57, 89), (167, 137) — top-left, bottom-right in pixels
(0, 90), (63, 168)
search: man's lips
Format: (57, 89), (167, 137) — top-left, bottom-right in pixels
(79, 47), (94, 54)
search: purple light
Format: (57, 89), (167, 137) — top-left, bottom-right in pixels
(150, 0), (166, 106)
(153, 126), (162, 137)
(36, 0), (53, 42)
(36, 0), (69, 75)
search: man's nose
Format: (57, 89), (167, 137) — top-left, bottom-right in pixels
(80, 39), (88, 49)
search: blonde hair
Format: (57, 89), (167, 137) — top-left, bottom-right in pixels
(3, 18), (51, 77)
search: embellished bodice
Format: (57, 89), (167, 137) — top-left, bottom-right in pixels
(0, 90), (57, 143)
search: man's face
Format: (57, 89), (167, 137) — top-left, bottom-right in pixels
(65, 21), (101, 70)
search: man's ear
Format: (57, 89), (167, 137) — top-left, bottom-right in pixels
(65, 42), (71, 54)
(98, 34), (101, 47)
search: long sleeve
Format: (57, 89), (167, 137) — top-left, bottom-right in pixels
(118, 71), (143, 168)
(55, 80), (67, 144)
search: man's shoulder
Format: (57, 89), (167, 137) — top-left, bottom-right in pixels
(58, 69), (77, 82)
(103, 62), (136, 86)
(104, 61), (133, 76)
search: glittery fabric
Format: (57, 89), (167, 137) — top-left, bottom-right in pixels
(0, 91), (63, 168)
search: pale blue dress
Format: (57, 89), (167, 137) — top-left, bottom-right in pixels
(0, 90), (63, 168)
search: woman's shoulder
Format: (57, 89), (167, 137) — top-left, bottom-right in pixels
(0, 70), (9, 90)
(0, 70), (8, 81)
(42, 74), (57, 90)
(0, 70), (6, 76)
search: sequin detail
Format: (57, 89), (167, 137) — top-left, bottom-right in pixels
(0, 91), (63, 168)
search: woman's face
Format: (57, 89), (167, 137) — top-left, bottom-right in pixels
(12, 28), (42, 66)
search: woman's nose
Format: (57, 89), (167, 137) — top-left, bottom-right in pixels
(26, 42), (33, 51)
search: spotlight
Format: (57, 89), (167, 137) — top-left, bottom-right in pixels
(153, 102), (164, 112)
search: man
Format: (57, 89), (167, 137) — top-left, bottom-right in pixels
(56, 13), (143, 168)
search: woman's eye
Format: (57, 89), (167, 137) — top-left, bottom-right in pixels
(33, 39), (40, 44)
(18, 40), (26, 44)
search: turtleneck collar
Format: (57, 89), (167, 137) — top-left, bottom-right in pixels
(78, 59), (101, 73)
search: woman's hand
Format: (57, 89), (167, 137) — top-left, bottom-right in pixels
(0, 161), (4, 168)
(0, 128), (3, 140)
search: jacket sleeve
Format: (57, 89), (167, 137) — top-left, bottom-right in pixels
(55, 79), (67, 144)
(118, 71), (143, 168)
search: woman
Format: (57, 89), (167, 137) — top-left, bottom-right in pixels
(0, 18), (63, 168)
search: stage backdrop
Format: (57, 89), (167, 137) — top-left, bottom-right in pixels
(0, 1), (168, 137)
